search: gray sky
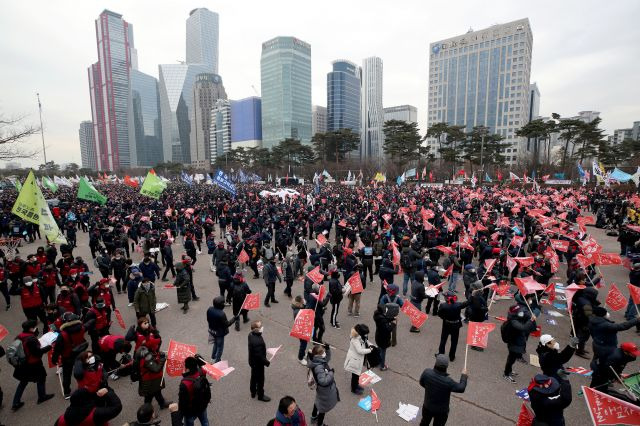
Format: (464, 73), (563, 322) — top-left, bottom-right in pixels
(1, 0), (638, 168)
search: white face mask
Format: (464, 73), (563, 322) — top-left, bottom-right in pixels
(552, 342), (560, 351)
(258, 327), (264, 334)
(605, 313), (611, 320)
(25, 281), (33, 287)
(88, 356), (96, 365)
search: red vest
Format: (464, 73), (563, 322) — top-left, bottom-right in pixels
(21, 285), (43, 309)
(57, 409), (98, 426)
(24, 263), (41, 277)
(74, 283), (89, 303)
(181, 371), (200, 398)
(89, 307), (108, 331)
(17, 332), (41, 364)
(93, 288), (112, 308)
(37, 254), (48, 265)
(98, 335), (124, 352)
(77, 364), (103, 394)
(134, 331), (161, 352)
(57, 294), (75, 313)
(61, 327), (86, 359)
(0, 268), (6, 282)
(140, 353), (163, 382)
(41, 270), (58, 288)
(8, 260), (23, 274)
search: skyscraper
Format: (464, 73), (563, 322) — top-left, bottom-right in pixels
(384, 105), (418, 124)
(426, 18), (533, 165)
(88, 9), (136, 170)
(312, 106), (326, 135)
(231, 97), (262, 148)
(260, 36), (312, 149)
(79, 121), (97, 170)
(186, 8), (219, 73)
(130, 70), (163, 167)
(190, 73), (227, 168)
(158, 63), (209, 163)
(360, 56), (384, 159)
(210, 99), (231, 160)
(327, 60), (361, 133)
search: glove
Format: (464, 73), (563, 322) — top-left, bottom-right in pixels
(557, 368), (569, 380)
(265, 360), (271, 367)
(569, 336), (580, 348)
(323, 343), (330, 350)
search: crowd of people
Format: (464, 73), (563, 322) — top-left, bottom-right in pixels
(0, 180), (638, 425)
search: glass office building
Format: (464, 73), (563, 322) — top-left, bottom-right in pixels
(427, 18), (533, 164)
(130, 70), (163, 167)
(79, 121), (97, 170)
(260, 36), (312, 149)
(210, 99), (231, 160)
(231, 97), (262, 146)
(327, 60), (361, 133)
(186, 8), (219, 74)
(384, 105), (418, 124)
(360, 56), (384, 159)
(190, 73), (227, 168)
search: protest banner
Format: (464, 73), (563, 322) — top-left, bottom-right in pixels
(289, 309), (314, 342)
(241, 293), (261, 311)
(166, 339), (197, 377)
(400, 302), (428, 329)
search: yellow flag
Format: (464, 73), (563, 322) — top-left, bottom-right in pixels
(11, 171), (40, 224)
(38, 195), (67, 244)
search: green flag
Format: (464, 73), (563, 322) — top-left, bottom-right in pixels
(11, 171), (40, 224)
(140, 171), (167, 199)
(42, 176), (58, 193)
(78, 177), (107, 205)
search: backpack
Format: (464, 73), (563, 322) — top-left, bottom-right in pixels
(184, 374), (212, 411)
(500, 319), (513, 343)
(384, 295), (400, 318)
(400, 250), (412, 269)
(364, 247), (373, 256)
(7, 338), (26, 367)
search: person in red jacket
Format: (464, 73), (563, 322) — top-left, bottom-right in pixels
(39, 263), (61, 305)
(85, 298), (112, 352)
(7, 254), (25, 294)
(24, 255), (41, 279)
(55, 388), (122, 426)
(56, 285), (82, 315)
(126, 316), (162, 352)
(0, 267), (11, 311)
(98, 334), (132, 379)
(73, 350), (107, 395)
(11, 320), (54, 411)
(35, 247), (48, 266)
(89, 278), (116, 313)
(20, 276), (47, 325)
(53, 312), (88, 399)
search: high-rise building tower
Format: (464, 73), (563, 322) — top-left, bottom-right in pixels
(426, 19), (533, 165)
(190, 73), (227, 168)
(384, 105), (418, 124)
(186, 8), (219, 73)
(210, 99), (232, 160)
(327, 60), (361, 133)
(88, 9), (136, 170)
(360, 56), (384, 159)
(79, 121), (97, 170)
(312, 106), (327, 135)
(260, 36), (312, 149)
(130, 70), (163, 167)
(231, 97), (262, 148)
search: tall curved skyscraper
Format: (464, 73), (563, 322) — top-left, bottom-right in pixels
(360, 56), (383, 160)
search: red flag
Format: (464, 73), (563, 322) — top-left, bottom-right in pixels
(514, 276), (545, 296)
(113, 308), (126, 329)
(202, 362), (226, 381)
(510, 235), (525, 247)
(466, 322), (496, 348)
(241, 293), (261, 311)
(338, 219), (347, 227)
(594, 253), (622, 266)
(347, 272), (364, 294)
(514, 257), (534, 268)
(237, 250), (250, 264)
(565, 283), (586, 313)
(484, 258), (497, 275)
(475, 221), (488, 232)
(289, 309), (314, 342)
(400, 302), (428, 328)
(545, 283), (556, 303)
(436, 245), (456, 255)
(605, 284), (628, 311)
(506, 256), (518, 275)
(543, 246), (560, 273)
(516, 402), (534, 426)
(312, 284), (327, 302)
(0, 324), (8, 342)
(582, 386), (640, 425)
(628, 283), (640, 305)
(576, 216), (595, 233)
(315, 233), (328, 246)
(459, 234), (474, 250)
(497, 171), (503, 182)
(166, 339), (197, 377)
(576, 253), (594, 269)
(306, 266), (324, 284)
(549, 239), (569, 252)
(442, 263), (453, 278)
(370, 389), (381, 412)
(496, 282), (511, 297)
(423, 220), (434, 231)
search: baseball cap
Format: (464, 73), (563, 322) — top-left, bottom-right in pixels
(621, 342), (640, 357)
(539, 334), (554, 346)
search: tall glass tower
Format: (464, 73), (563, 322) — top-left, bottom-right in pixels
(186, 8), (219, 73)
(130, 70), (163, 167)
(360, 56), (383, 159)
(426, 18), (533, 164)
(260, 36), (312, 149)
(327, 60), (361, 134)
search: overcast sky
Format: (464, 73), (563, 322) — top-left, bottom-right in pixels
(1, 0), (638, 168)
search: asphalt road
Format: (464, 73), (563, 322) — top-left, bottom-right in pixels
(0, 222), (637, 426)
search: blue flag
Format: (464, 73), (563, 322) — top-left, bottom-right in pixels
(577, 162), (586, 178)
(181, 171), (193, 186)
(213, 169), (237, 197)
(485, 173), (492, 182)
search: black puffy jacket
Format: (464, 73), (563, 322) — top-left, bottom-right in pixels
(419, 368), (467, 413)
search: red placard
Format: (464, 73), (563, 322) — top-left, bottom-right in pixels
(436, 245), (455, 255)
(241, 293), (261, 311)
(289, 309), (314, 342)
(347, 272), (364, 295)
(513, 257), (534, 268)
(565, 284), (586, 313)
(305, 266), (324, 284)
(0, 324), (8, 342)
(202, 362), (225, 381)
(627, 283), (640, 305)
(400, 302), (428, 329)
(113, 309), (126, 329)
(466, 321), (496, 348)
(237, 250), (250, 264)
(595, 253), (622, 266)
(514, 276), (545, 296)
(166, 339), (197, 377)
(582, 386), (640, 425)
(605, 284), (628, 311)
(484, 258), (497, 274)
(370, 389), (381, 412)
(516, 402), (534, 426)
(315, 233), (327, 246)
(510, 235), (525, 247)
(549, 239), (569, 252)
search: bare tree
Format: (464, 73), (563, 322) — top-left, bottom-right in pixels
(0, 115), (40, 160)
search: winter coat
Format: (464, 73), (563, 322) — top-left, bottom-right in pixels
(137, 349), (166, 397)
(134, 284), (157, 315)
(174, 263), (191, 304)
(410, 278), (427, 304)
(467, 293), (488, 322)
(507, 314), (537, 354)
(373, 310), (394, 349)
(139, 261), (160, 281)
(530, 378), (572, 426)
(328, 277), (343, 303)
(207, 306), (236, 337)
(308, 350), (339, 413)
(248, 331), (270, 368)
(589, 316), (638, 359)
(536, 344), (575, 380)
(343, 336), (372, 375)
(419, 368), (468, 414)
(13, 331), (49, 382)
(462, 270), (478, 289)
(263, 262), (281, 284)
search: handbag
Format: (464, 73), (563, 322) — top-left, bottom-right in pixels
(365, 345), (381, 369)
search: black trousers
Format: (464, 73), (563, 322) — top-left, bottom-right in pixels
(438, 323), (460, 360)
(311, 405), (326, 424)
(420, 408), (449, 426)
(250, 365), (265, 397)
(351, 373), (360, 392)
(425, 297), (439, 315)
(264, 282), (276, 304)
(504, 351), (519, 376)
(62, 358), (74, 395)
(162, 261), (175, 280)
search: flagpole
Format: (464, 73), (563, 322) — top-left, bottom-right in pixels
(464, 344), (469, 371)
(37, 93), (47, 164)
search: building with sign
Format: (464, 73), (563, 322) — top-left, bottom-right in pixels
(360, 56), (384, 160)
(384, 105), (418, 124)
(260, 36), (312, 149)
(327, 60), (361, 134)
(426, 18), (533, 165)
(186, 8), (219, 74)
(231, 97), (262, 149)
(190, 73), (227, 168)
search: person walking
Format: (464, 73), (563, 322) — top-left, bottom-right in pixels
(263, 258), (282, 307)
(307, 344), (339, 425)
(503, 306), (537, 383)
(419, 355), (468, 426)
(292, 295), (309, 366)
(328, 270), (343, 329)
(207, 296), (237, 363)
(536, 334), (578, 381)
(161, 240), (176, 282)
(175, 262), (192, 313)
(343, 324), (372, 395)
(134, 278), (158, 327)
(437, 292), (469, 362)
(231, 272), (251, 331)
(52, 312), (88, 399)
(179, 356), (211, 426)
(248, 320), (271, 402)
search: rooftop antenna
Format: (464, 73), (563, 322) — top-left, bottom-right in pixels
(251, 85), (260, 96)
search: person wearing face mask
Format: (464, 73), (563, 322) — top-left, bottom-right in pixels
(24, 255), (41, 279)
(126, 317), (162, 352)
(247, 320), (271, 402)
(588, 306), (640, 364)
(11, 319), (54, 411)
(73, 350), (107, 394)
(307, 344), (337, 426)
(527, 373), (572, 426)
(503, 305), (537, 383)
(85, 298), (112, 353)
(536, 334), (578, 381)
(19, 276), (47, 325)
(437, 291), (470, 362)
(135, 278), (158, 327)
(52, 312), (89, 399)
(98, 334), (132, 379)
(39, 263), (61, 305)
(343, 324), (373, 395)
(57, 284), (82, 315)
(111, 250), (127, 294)
(55, 388), (122, 426)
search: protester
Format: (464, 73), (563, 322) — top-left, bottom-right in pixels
(373, 304), (395, 371)
(528, 373), (572, 426)
(178, 356), (211, 426)
(54, 388), (122, 426)
(135, 278), (158, 327)
(73, 350), (107, 394)
(437, 291), (469, 362)
(307, 344), (338, 425)
(52, 312), (89, 399)
(230, 272), (251, 331)
(418, 355), (468, 426)
(503, 306), (537, 383)
(207, 296), (237, 363)
(135, 343), (171, 409)
(175, 261), (192, 313)
(343, 324), (372, 395)
(272, 395), (307, 426)
(589, 306), (639, 362)
(536, 334), (578, 381)
(248, 320), (271, 402)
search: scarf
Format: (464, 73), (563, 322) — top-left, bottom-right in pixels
(275, 408), (301, 426)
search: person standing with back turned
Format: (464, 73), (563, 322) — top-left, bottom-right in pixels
(419, 355), (468, 426)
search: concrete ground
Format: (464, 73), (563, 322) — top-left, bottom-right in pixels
(0, 222), (636, 426)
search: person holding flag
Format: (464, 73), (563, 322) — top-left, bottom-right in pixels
(248, 320), (271, 402)
(418, 354), (468, 426)
(535, 334), (578, 381)
(307, 343), (338, 425)
(503, 305), (537, 383)
(343, 324), (373, 395)
(588, 306), (639, 364)
(231, 272), (252, 332)
(437, 291), (469, 362)
(206, 296), (238, 363)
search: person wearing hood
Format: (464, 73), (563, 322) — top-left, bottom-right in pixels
(307, 344), (338, 425)
(161, 239), (176, 282)
(572, 286), (599, 358)
(212, 242), (227, 272)
(231, 272), (252, 331)
(272, 396), (307, 426)
(248, 320), (271, 402)
(263, 258), (282, 307)
(528, 373), (572, 426)
(536, 334), (578, 381)
(127, 266), (144, 307)
(291, 295), (309, 366)
(207, 296), (238, 363)
(590, 341), (639, 391)
(216, 257), (233, 305)
(84, 297), (112, 352)
(11, 319), (54, 411)
(588, 306), (639, 362)
(462, 265), (478, 300)
(53, 312), (88, 399)
(179, 356), (211, 426)
(54, 388), (122, 426)
(418, 354), (468, 426)
(135, 278), (158, 327)
(410, 271), (428, 331)
(328, 269), (344, 329)
(373, 304), (396, 371)
(111, 249), (127, 294)
(503, 306), (537, 383)
(19, 276), (47, 325)
(135, 343), (171, 410)
(343, 324), (372, 395)
(175, 262), (192, 313)
(437, 291), (470, 362)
